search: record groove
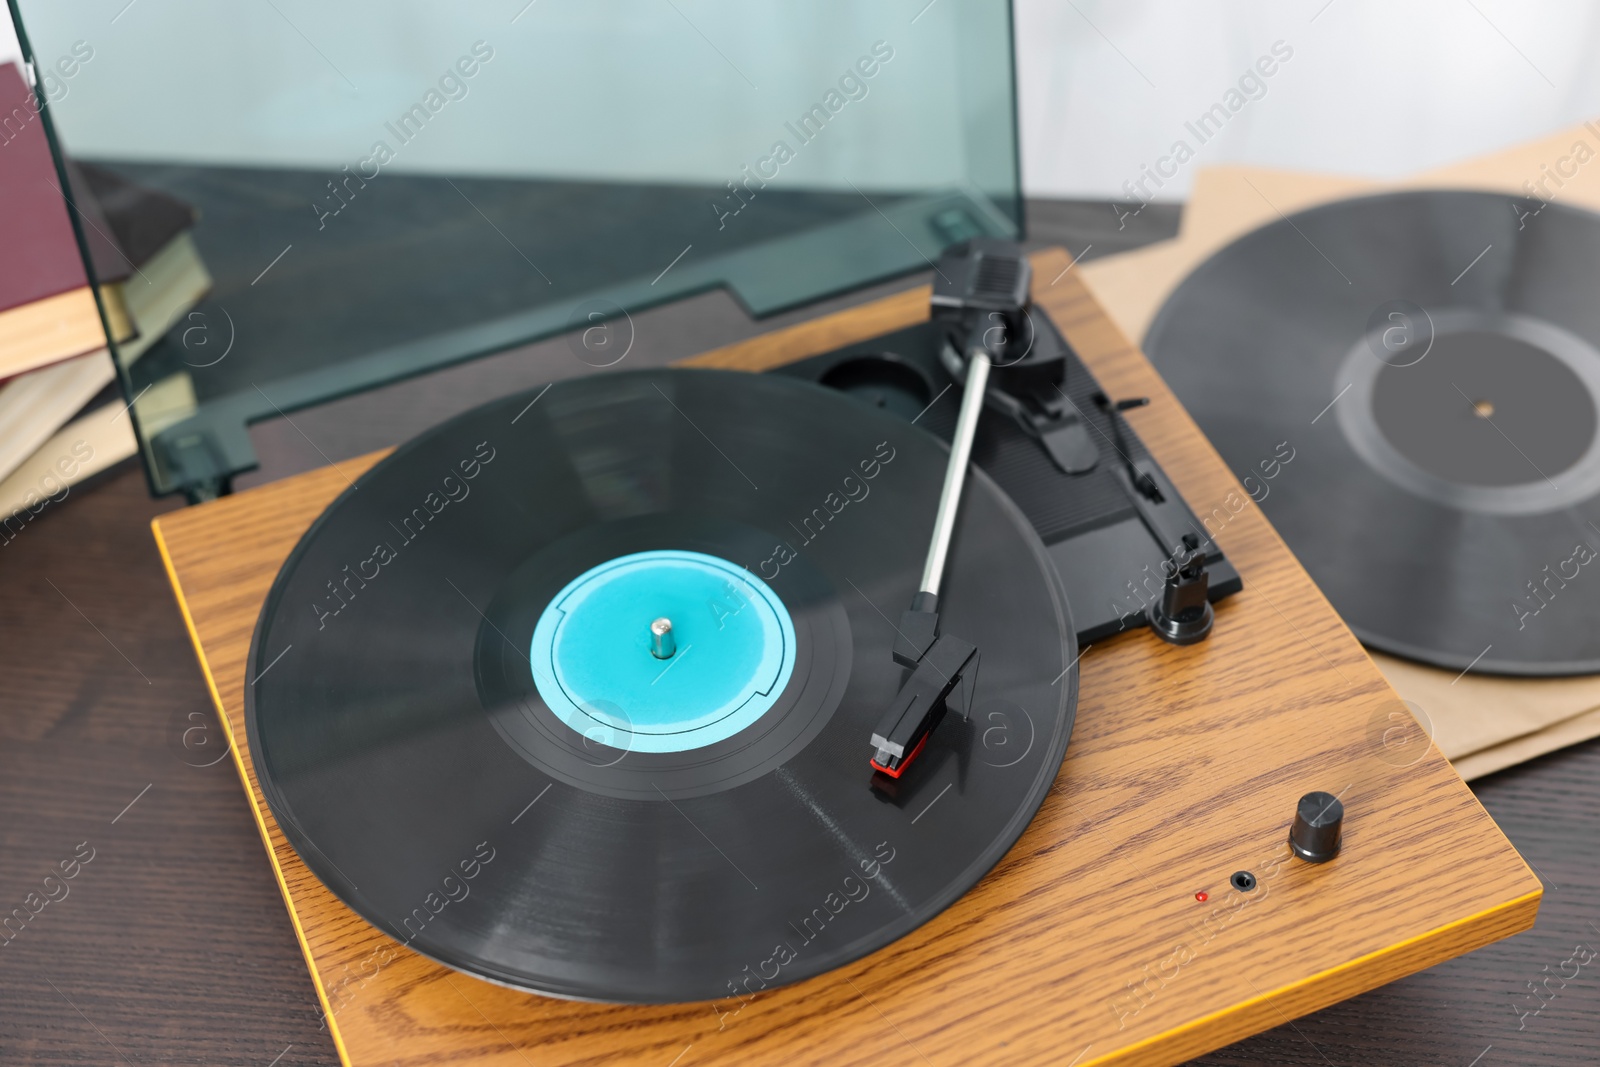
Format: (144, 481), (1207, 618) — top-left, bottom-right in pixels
(246, 368), (1076, 1002)
(1146, 190), (1600, 675)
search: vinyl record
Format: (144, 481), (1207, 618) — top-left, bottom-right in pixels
(246, 368), (1076, 1003)
(1146, 189), (1600, 675)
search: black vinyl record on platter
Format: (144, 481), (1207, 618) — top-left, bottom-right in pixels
(245, 368), (1076, 1002)
(1145, 190), (1600, 675)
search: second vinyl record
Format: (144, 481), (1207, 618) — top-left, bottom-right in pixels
(1146, 190), (1600, 675)
(245, 368), (1077, 1002)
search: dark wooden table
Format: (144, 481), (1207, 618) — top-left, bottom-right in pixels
(2, 208), (1594, 1065)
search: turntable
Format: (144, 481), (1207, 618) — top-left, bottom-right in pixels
(7, 2), (1538, 1061)
(152, 248), (1538, 1065)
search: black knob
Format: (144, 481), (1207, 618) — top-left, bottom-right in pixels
(1289, 791), (1343, 863)
(1148, 534), (1214, 645)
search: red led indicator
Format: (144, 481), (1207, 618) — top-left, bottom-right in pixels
(1194, 891), (1208, 902)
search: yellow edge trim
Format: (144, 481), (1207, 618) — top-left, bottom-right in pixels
(152, 517), (355, 1067)
(1083, 885), (1543, 1066)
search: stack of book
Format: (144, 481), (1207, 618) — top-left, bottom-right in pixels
(0, 60), (211, 525)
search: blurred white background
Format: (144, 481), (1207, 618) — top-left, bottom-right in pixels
(1015, 0), (1600, 198)
(6, 0), (1600, 201)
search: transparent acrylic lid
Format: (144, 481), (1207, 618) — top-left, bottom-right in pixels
(9, 0), (1021, 498)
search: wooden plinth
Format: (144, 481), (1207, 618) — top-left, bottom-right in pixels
(152, 249), (1539, 1067)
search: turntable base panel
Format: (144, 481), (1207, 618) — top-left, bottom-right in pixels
(153, 249), (1539, 1067)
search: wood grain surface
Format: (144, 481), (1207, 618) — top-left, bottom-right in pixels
(144, 249), (1542, 1066)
